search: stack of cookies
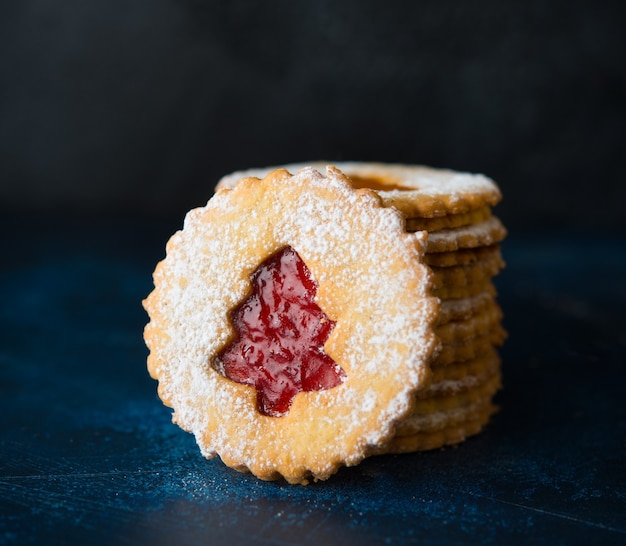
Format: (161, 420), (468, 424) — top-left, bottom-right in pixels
(218, 162), (507, 455)
(353, 164), (507, 454)
(144, 163), (507, 484)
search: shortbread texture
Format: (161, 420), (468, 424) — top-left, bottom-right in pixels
(143, 167), (439, 484)
(218, 161), (507, 459)
(218, 161), (502, 218)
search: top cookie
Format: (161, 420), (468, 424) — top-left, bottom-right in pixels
(143, 166), (439, 484)
(217, 162), (502, 219)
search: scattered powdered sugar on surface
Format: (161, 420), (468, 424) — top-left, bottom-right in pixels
(144, 166), (439, 481)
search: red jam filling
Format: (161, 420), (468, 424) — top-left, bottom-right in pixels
(216, 246), (345, 417)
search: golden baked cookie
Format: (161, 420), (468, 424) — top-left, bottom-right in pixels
(425, 217), (507, 254)
(395, 396), (498, 435)
(416, 352), (501, 399)
(143, 166), (439, 484)
(432, 279), (497, 300)
(405, 206), (492, 232)
(382, 406), (498, 453)
(431, 255), (505, 290)
(429, 348), (501, 383)
(438, 291), (498, 324)
(434, 326), (508, 367)
(411, 370), (501, 412)
(217, 162), (502, 219)
(435, 300), (503, 344)
(424, 245), (502, 268)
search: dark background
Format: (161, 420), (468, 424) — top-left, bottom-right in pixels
(1, 0), (625, 232)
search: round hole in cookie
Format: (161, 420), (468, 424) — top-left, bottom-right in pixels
(214, 246), (346, 418)
(346, 174), (414, 192)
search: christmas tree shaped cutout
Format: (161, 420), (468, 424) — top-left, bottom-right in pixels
(217, 247), (346, 417)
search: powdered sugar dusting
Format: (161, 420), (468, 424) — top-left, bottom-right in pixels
(396, 398), (494, 434)
(426, 216), (507, 253)
(217, 161), (502, 218)
(143, 166), (439, 483)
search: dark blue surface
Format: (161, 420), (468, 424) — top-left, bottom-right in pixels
(1, 219), (625, 545)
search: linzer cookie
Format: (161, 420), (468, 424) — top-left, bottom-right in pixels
(405, 206), (492, 232)
(432, 279), (497, 300)
(425, 217), (507, 254)
(217, 162), (503, 219)
(145, 161), (507, 482)
(143, 166), (439, 484)
(429, 349), (501, 384)
(435, 301), (503, 344)
(435, 327), (508, 367)
(382, 407), (498, 453)
(424, 245), (502, 268)
(412, 369), (502, 411)
(396, 395), (499, 436)
(219, 162), (508, 457)
(439, 292), (497, 324)
(431, 256), (505, 290)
